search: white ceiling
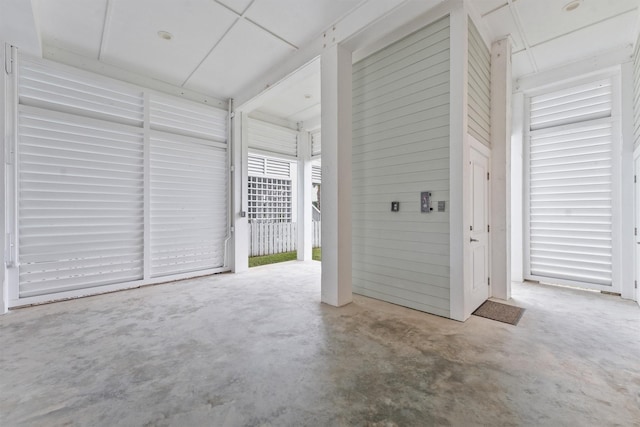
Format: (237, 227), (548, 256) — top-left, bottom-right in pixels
(472, 0), (640, 78)
(254, 58), (321, 126)
(253, 0), (640, 127)
(26, 0), (640, 123)
(34, 0), (362, 99)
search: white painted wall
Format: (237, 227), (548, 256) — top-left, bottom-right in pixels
(351, 16), (451, 318)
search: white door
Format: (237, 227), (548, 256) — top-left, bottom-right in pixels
(635, 155), (640, 306)
(470, 143), (490, 312)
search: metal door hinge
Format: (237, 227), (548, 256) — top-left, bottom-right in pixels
(488, 277), (490, 286)
(487, 224), (490, 232)
(470, 225), (473, 231)
(635, 227), (637, 236)
(487, 172), (490, 180)
(635, 280), (637, 289)
(5, 44), (14, 75)
(635, 175), (637, 183)
(5, 233), (15, 267)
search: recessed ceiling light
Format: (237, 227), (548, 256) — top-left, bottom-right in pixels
(563, 0), (581, 12)
(157, 31), (173, 41)
(304, 94), (312, 99)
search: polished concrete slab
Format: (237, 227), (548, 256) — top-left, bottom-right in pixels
(1, 261), (639, 426)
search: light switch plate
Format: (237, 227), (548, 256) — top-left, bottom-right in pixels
(421, 192), (431, 213)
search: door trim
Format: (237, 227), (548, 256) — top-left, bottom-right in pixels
(466, 135), (491, 317)
(634, 144), (640, 305)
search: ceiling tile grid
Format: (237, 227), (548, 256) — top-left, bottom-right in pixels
(35, 0), (364, 99)
(101, 0), (239, 87)
(184, 18), (296, 98)
(473, 0), (640, 79)
(33, 0), (640, 99)
(35, 0), (107, 58)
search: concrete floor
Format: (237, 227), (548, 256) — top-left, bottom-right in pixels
(1, 261), (639, 427)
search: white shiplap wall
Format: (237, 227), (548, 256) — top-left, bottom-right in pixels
(351, 16), (451, 318)
(468, 18), (491, 147)
(633, 34), (640, 150)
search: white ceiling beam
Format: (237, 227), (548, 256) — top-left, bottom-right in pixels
(0, 0), (42, 56)
(235, 0), (449, 110)
(97, 0), (114, 61)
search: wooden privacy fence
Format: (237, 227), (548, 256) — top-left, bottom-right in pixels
(248, 222), (321, 256)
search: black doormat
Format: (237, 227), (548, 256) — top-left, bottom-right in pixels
(472, 300), (525, 325)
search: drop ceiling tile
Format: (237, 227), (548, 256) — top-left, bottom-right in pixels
(530, 10), (637, 72)
(514, 0), (639, 47)
(258, 72), (321, 120)
(472, 0), (509, 17)
(101, 0), (237, 87)
(216, 0), (253, 15)
(288, 103), (321, 123)
(511, 50), (535, 78)
(481, 4), (525, 52)
(245, 0), (361, 47)
(256, 60), (320, 118)
(35, 0), (107, 58)
(185, 19), (296, 99)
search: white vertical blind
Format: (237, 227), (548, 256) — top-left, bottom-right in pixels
(311, 131), (321, 156)
(18, 56), (144, 126)
(248, 119), (298, 157)
(247, 154), (292, 178)
(150, 93), (227, 141)
(530, 79), (612, 131)
(13, 54), (229, 304)
(150, 132), (227, 277)
(312, 165), (322, 184)
(18, 108), (145, 297)
(528, 77), (614, 287)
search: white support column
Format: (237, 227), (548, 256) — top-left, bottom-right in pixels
(449, 6), (468, 321)
(320, 44), (352, 307)
(3, 44), (18, 311)
(619, 62), (635, 301)
(231, 112), (249, 273)
(297, 131), (312, 261)
(1, 44), (8, 313)
(510, 91), (525, 284)
(490, 38), (512, 300)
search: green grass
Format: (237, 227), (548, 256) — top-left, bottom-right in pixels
(249, 251), (297, 267)
(248, 247), (322, 267)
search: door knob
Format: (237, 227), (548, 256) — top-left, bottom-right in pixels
(470, 238), (479, 242)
